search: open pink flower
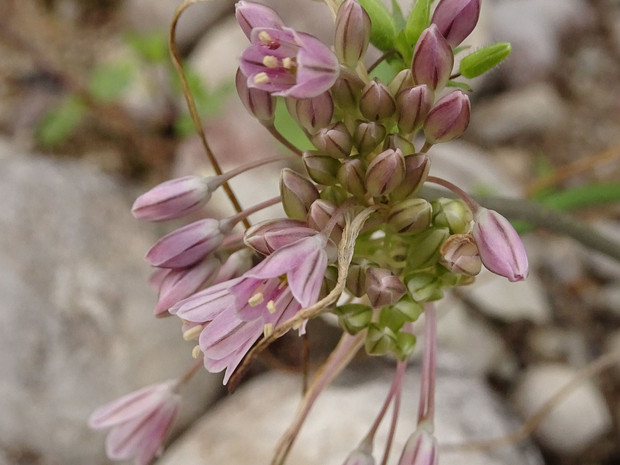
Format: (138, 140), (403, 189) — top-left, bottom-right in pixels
(89, 380), (181, 465)
(237, 2), (339, 98)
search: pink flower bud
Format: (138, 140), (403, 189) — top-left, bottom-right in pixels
(388, 69), (415, 97)
(236, 67), (276, 123)
(388, 198), (432, 234)
(396, 85), (433, 134)
(235, 0), (284, 39)
(338, 157), (367, 198)
(280, 168), (320, 220)
(389, 154), (430, 201)
(145, 219), (227, 268)
(307, 199), (344, 242)
(244, 218), (317, 255)
(365, 148), (406, 197)
(334, 0), (372, 68)
(331, 75), (365, 111)
(343, 448), (375, 465)
(153, 257), (221, 316)
(397, 424), (439, 465)
(354, 121), (387, 155)
(472, 207), (529, 281)
(286, 91), (334, 134)
(89, 380), (181, 465)
(439, 233), (481, 276)
(431, 0), (481, 47)
(302, 151), (341, 185)
(311, 122), (353, 158)
(359, 79), (396, 121)
(366, 267), (407, 308)
(132, 176), (210, 222)
(423, 90), (470, 144)
(411, 24), (454, 90)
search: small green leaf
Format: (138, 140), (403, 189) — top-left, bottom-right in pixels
(404, 0), (432, 48)
(88, 63), (134, 102)
(459, 42), (511, 78)
(358, 0), (397, 51)
(391, 0), (406, 29)
(446, 80), (473, 92)
(126, 31), (168, 63)
(37, 96), (87, 147)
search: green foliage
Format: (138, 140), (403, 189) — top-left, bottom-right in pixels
(126, 31), (168, 63)
(273, 99), (314, 151)
(88, 62), (134, 102)
(404, 0), (432, 51)
(459, 43), (511, 78)
(37, 96), (87, 147)
(357, 0), (397, 52)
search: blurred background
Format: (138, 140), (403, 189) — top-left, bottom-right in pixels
(1, 1), (619, 464)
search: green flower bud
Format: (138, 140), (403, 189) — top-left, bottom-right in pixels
(331, 75), (365, 111)
(302, 151), (341, 185)
(365, 323), (397, 356)
(311, 122), (353, 158)
(346, 263), (368, 297)
(320, 185), (349, 205)
(388, 69), (415, 97)
(394, 331), (417, 359)
(354, 121), (387, 155)
(432, 198), (473, 234)
(359, 79), (396, 121)
(407, 272), (444, 302)
(392, 298), (424, 322)
(388, 198), (432, 234)
(365, 148), (406, 197)
(336, 303), (373, 334)
(338, 157), (367, 198)
(406, 228), (450, 270)
(280, 168), (319, 220)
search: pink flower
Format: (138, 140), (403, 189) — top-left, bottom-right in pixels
(89, 380), (181, 465)
(237, 2), (339, 98)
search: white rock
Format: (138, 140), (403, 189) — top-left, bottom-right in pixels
(159, 369), (542, 465)
(469, 83), (569, 144)
(512, 363), (612, 454)
(0, 141), (222, 465)
(465, 270), (552, 324)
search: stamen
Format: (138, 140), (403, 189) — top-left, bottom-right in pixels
(191, 345), (202, 359)
(262, 55), (279, 69)
(258, 30), (273, 45)
(263, 323), (274, 338)
(253, 72), (270, 85)
(282, 57), (293, 69)
(248, 292), (264, 306)
(267, 300), (276, 314)
(183, 325), (203, 341)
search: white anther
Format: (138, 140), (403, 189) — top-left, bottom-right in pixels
(262, 55), (279, 68)
(253, 72), (270, 84)
(183, 325), (203, 341)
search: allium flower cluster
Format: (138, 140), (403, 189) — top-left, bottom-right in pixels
(91, 1), (527, 464)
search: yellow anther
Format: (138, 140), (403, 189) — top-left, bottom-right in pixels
(248, 292), (264, 306)
(258, 30), (273, 44)
(282, 57), (292, 69)
(183, 325), (203, 341)
(253, 72), (270, 85)
(292, 321), (302, 330)
(191, 345), (202, 359)
(267, 300), (276, 314)
(262, 55), (279, 68)
(263, 323), (274, 338)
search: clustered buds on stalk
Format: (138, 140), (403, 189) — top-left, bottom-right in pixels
(91, 1), (527, 464)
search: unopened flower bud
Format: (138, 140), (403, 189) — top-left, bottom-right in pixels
(396, 85), (433, 134)
(439, 233), (481, 276)
(343, 447), (376, 465)
(145, 218), (228, 268)
(235, 0), (284, 39)
(335, 0), (371, 68)
(311, 122), (353, 158)
(354, 121), (387, 155)
(338, 157), (367, 198)
(215, 248), (253, 281)
(388, 69), (414, 96)
(431, 0), (481, 47)
(359, 79), (396, 121)
(390, 154), (430, 200)
(423, 90), (470, 144)
(388, 198), (432, 234)
(472, 207), (529, 282)
(154, 257), (220, 316)
(132, 175), (210, 222)
(336, 303), (373, 335)
(365, 323), (397, 356)
(397, 423), (439, 465)
(406, 228), (450, 270)
(432, 198), (473, 234)
(244, 218), (316, 255)
(346, 263), (367, 297)
(365, 148), (406, 197)
(286, 92), (334, 134)
(236, 68), (276, 124)
(307, 199), (344, 242)
(320, 185), (349, 205)
(331, 75), (365, 111)
(303, 151), (341, 185)
(411, 24), (454, 90)
(383, 134), (416, 154)
(407, 272), (444, 303)
(366, 267), (407, 308)
(280, 168), (320, 220)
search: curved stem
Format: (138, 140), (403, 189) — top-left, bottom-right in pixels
(425, 176), (478, 212)
(264, 124), (304, 157)
(214, 154), (295, 185)
(367, 49), (400, 74)
(226, 196), (282, 227)
(170, 0), (249, 228)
